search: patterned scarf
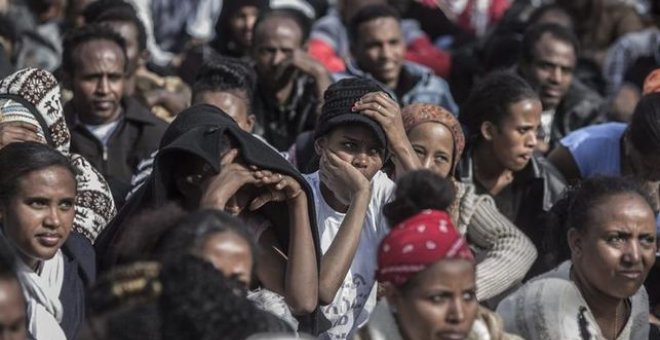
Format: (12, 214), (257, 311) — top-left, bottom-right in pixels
(0, 68), (116, 242)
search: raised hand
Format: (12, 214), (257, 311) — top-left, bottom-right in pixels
(249, 170), (305, 211)
(0, 122), (44, 149)
(199, 149), (259, 210)
(319, 149), (371, 205)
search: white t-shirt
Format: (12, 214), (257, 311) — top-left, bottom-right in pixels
(84, 119), (121, 146)
(304, 171), (395, 340)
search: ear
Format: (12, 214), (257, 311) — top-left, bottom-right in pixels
(480, 121), (496, 141)
(567, 228), (582, 258)
(314, 137), (326, 156)
(246, 114), (256, 133)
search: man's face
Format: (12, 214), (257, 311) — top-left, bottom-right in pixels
(520, 33), (576, 110)
(352, 17), (405, 89)
(69, 39), (126, 125)
(252, 17), (302, 87)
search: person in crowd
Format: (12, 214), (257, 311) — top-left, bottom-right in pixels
(210, 0), (269, 60)
(84, 0), (190, 122)
(376, 103), (537, 300)
(457, 71), (566, 276)
(548, 91), (660, 233)
(0, 15), (18, 78)
(191, 58), (258, 134)
(497, 176), (656, 339)
(94, 104), (322, 330)
(517, 23), (604, 153)
(355, 171), (521, 340)
(0, 237), (27, 340)
(304, 78), (396, 339)
(341, 4), (458, 113)
(0, 67), (115, 242)
(309, 0), (452, 77)
(250, 8), (332, 150)
(556, 0), (644, 69)
(62, 24), (167, 205)
(0, 142), (96, 340)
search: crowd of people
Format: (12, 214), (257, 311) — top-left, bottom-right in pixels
(0, 0), (658, 339)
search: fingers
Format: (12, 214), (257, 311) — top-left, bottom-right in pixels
(0, 124), (43, 148)
(1, 121), (40, 132)
(220, 148), (239, 167)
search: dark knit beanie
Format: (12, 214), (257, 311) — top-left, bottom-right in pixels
(314, 78), (389, 154)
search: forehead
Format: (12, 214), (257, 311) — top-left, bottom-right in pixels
(254, 16), (303, 46)
(196, 91), (249, 118)
(357, 17), (402, 41)
(587, 193), (655, 232)
(16, 166), (76, 195)
(533, 33), (576, 63)
(73, 39), (125, 68)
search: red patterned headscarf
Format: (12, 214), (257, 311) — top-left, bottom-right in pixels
(376, 210), (474, 287)
(401, 103), (465, 175)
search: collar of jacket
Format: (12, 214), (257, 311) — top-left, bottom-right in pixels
(458, 149), (557, 212)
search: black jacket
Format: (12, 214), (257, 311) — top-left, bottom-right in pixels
(60, 232), (96, 340)
(65, 97), (167, 204)
(458, 152), (567, 276)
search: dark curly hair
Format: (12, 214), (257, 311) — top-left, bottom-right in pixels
(83, 0), (148, 53)
(383, 170), (456, 227)
(62, 23), (128, 76)
(192, 57), (256, 111)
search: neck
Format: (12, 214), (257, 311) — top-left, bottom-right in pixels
(572, 265), (626, 337)
(472, 144), (513, 195)
(320, 182), (349, 213)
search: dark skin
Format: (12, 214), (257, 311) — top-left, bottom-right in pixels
(0, 122), (44, 150)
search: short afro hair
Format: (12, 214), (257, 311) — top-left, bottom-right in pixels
(62, 24), (128, 76)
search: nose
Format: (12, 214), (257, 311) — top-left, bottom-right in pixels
(245, 15), (257, 31)
(352, 152), (368, 168)
(421, 156), (434, 170)
(271, 50), (286, 66)
(95, 76), (109, 95)
(446, 298), (466, 324)
(526, 131), (538, 148)
(622, 240), (642, 265)
(548, 66), (562, 84)
(43, 207), (61, 229)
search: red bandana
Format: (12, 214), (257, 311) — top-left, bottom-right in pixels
(376, 210), (474, 287)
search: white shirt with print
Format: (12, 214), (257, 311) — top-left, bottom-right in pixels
(304, 171), (394, 340)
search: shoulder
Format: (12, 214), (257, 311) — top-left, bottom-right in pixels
(561, 123), (626, 149)
(123, 97), (169, 131)
(62, 232), (96, 285)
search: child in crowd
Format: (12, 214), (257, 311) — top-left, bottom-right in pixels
(305, 78), (397, 339)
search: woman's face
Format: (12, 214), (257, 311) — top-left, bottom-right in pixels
(198, 231), (253, 288)
(407, 122), (455, 178)
(0, 278), (26, 340)
(0, 166), (75, 270)
(389, 259), (478, 340)
(571, 193), (657, 299)
(229, 6), (260, 49)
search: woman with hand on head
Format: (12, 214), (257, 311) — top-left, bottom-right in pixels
(355, 95), (536, 301)
(0, 142), (95, 340)
(497, 176), (657, 339)
(356, 170), (521, 340)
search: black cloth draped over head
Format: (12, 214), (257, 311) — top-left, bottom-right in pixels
(94, 104), (322, 280)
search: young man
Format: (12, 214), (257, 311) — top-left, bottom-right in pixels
(62, 24), (167, 205)
(306, 78), (398, 339)
(342, 4), (458, 114)
(518, 23), (604, 153)
(250, 9), (332, 151)
(457, 71), (566, 276)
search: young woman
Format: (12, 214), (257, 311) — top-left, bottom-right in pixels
(0, 142), (95, 340)
(0, 67), (116, 242)
(356, 170), (520, 340)
(497, 176), (656, 339)
(370, 98), (537, 299)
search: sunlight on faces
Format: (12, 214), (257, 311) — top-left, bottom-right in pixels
(570, 193), (657, 299)
(252, 16), (303, 87)
(197, 231), (253, 288)
(70, 40), (126, 125)
(352, 17), (405, 89)
(1, 167), (76, 270)
(0, 279), (26, 340)
(407, 122), (455, 178)
(194, 91), (254, 133)
(483, 98), (542, 172)
(388, 259), (478, 340)
(317, 125), (385, 181)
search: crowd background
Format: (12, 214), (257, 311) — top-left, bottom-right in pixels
(0, 0), (659, 339)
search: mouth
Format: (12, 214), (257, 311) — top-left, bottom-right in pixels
(541, 87), (562, 99)
(618, 270), (643, 280)
(35, 233), (62, 247)
(437, 331), (467, 340)
(519, 153), (532, 162)
(92, 100), (114, 111)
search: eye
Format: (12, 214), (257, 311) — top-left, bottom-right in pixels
(27, 199), (47, 208)
(342, 142), (356, 150)
(368, 147), (382, 156)
(434, 154), (450, 164)
(640, 235), (656, 247)
(462, 291), (476, 302)
(59, 200), (74, 210)
(606, 234), (624, 245)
